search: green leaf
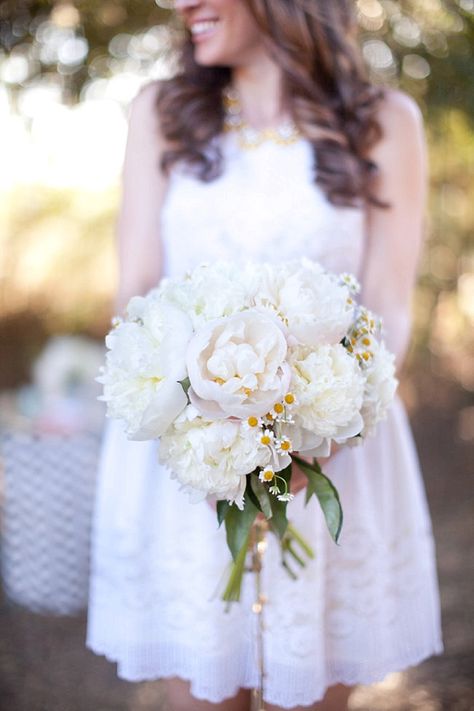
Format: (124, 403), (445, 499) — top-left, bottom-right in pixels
(266, 463), (292, 538)
(245, 478), (263, 512)
(179, 376), (191, 395)
(249, 473), (272, 519)
(216, 500), (231, 527)
(292, 455), (343, 543)
(224, 497), (259, 561)
(268, 495), (289, 539)
(278, 463), (292, 488)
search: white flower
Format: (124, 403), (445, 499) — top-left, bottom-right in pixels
(187, 309), (291, 420)
(339, 273), (361, 294)
(158, 262), (259, 330)
(259, 466), (275, 482)
(98, 300), (193, 439)
(289, 343), (365, 449)
(258, 429), (275, 446)
(243, 415), (263, 430)
(254, 258), (355, 347)
(275, 436), (293, 455)
(359, 341), (398, 437)
(160, 405), (271, 505)
(277, 492), (294, 502)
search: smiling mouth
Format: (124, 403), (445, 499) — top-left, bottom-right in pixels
(190, 19), (220, 38)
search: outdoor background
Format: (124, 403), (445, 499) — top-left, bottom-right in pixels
(0, 1), (473, 709)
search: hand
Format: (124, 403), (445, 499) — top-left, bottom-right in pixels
(291, 443), (341, 496)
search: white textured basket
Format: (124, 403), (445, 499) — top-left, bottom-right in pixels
(0, 429), (101, 615)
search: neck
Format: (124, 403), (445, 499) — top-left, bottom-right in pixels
(231, 55), (286, 130)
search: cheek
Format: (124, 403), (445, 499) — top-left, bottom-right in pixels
(216, 1), (263, 48)
(219, 17), (264, 62)
(191, 0), (264, 66)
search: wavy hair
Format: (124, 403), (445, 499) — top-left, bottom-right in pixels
(157, 0), (389, 209)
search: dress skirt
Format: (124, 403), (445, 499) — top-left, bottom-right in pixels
(86, 395), (443, 708)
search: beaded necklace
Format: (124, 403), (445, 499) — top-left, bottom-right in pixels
(222, 86), (301, 149)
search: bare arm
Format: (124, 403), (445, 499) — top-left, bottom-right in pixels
(360, 88), (429, 372)
(114, 81), (168, 315)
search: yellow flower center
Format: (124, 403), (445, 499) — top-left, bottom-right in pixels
(265, 412), (274, 421)
(362, 337), (371, 346)
(284, 393), (295, 405)
(247, 416), (259, 427)
(214, 377), (225, 385)
(274, 402), (284, 414)
(260, 435), (272, 446)
(262, 469), (274, 481)
(280, 439), (291, 451)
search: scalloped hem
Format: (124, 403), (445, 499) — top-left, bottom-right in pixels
(87, 638), (444, 709)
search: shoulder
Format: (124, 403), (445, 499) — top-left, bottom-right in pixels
(130, 80), (162, 113)
(377, 87), (424, 128)
(368, 88), (427, 192)
(126, 80), (166, 150)
(370, 88), (426, 162)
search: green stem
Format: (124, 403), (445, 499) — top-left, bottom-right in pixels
(287, 522), (315, 559)
(222, 529), (251, 602)
(281, 557), (298, 580)
(274, 474), (289, 496)
(286, 541), (306, 568)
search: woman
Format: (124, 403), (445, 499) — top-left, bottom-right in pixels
(87, 1), (443, 709)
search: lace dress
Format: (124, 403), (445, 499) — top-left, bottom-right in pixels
(86, 131), (443, 708)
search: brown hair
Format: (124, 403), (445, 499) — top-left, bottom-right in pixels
(157, 0), (389, 209)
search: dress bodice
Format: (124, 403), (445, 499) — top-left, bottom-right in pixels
(160, 132), (366, 279)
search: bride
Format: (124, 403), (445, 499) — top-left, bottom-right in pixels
(87, 1), (443, 709)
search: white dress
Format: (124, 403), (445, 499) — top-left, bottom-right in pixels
(86, 131), (443, 708)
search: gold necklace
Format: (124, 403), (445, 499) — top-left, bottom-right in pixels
(222, 86), (301, 150)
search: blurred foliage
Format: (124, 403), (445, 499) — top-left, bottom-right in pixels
(0, 0), (473, 116)
(0, 0), (473, 402)
(411, 108), (474, 391)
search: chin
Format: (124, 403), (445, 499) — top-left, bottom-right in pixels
(192, 43), (235, 67)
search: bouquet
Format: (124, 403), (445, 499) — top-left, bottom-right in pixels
(98, 259), (397, 600)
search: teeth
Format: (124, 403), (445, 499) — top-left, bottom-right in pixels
(191, 20), (219, 35)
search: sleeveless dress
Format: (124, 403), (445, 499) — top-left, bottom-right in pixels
(86, 131), (443, 708)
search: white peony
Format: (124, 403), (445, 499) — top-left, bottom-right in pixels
(159, 404), (271, 506)
(289, 343), (365, 453)
(359, 341), (398, 438)
(254, 258), (355, 347)
(98, 300), (193, 439)
(187, 309), (291, 419)
(157, 262), (259, 330)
